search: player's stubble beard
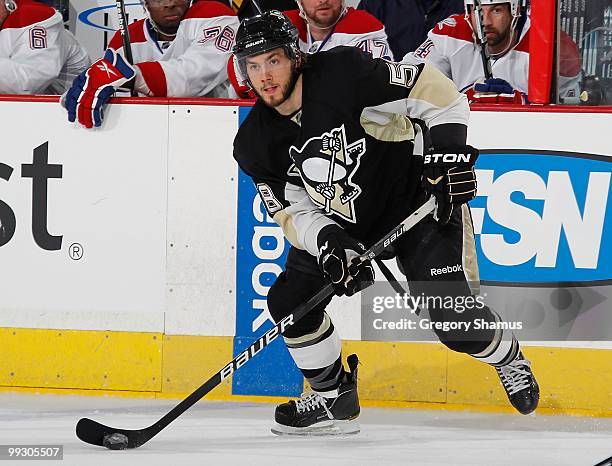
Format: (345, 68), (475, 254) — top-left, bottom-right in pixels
(485, 25), (517, 57)
(485, 25), (509, 47)
(303, 2), (343, 29)
(482, 7), (516, 55)
(255, 66), (300, 109)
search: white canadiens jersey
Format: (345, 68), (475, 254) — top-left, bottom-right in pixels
(0, 0), (90, 94)
(115, 1), (238, 98)
(402, 14), (530, 94)
(285, 7), (393, 60)
(108, 18), (167, 64)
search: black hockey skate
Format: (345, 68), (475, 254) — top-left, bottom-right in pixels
(496, 351), (539, 415)
(272, 354), (360, 436)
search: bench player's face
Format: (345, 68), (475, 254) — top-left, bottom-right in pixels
(300, 0), (343, 28)
(145, 0), (190, 34)
(470, 4), (513, 48)
(245, 49), (294, 107)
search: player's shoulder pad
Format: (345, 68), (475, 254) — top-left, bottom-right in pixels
(335, 7), (384, 34)
(108, 19), (147, 50)
(183, 0), (236, 20)
(283, 9), (307, 42)
(430, 13), (473, 43)
(313, 45), (370, 67)
(3, 1), (56, 30)
(308, 46), (376, 82)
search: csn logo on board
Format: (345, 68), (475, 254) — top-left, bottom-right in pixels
(470, 150), (611, 283)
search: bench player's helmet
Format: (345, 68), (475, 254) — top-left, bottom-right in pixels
(233, 10), (301, 87)
(464, 0), (526, 32)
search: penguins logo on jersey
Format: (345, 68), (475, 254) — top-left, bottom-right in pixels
(289, 125), (365, 223)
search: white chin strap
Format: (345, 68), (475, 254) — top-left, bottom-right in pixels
(464, 4), (521, 58)
(149, 17), (178, 38)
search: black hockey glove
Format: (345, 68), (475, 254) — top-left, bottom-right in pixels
(316, 225), (375, 297)
(421, 145), (479, 225)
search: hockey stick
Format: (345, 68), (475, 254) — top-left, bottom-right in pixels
(231, 0), (263, 15)
(472, 0), (493, 80)
(374, 258), (411, 304)
(75, 195), (436, 449)
(114, 0), (137, 97)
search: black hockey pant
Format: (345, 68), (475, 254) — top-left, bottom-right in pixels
(267, 204), (501, 356)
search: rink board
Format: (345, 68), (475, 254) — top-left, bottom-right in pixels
(0, 97), (611, 414)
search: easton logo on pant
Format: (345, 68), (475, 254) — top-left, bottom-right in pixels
(289, 125), (365, 223)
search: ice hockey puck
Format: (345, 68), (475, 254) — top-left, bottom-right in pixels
(102, 432), (129, 450)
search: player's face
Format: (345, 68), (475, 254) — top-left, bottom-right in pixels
(245, 49), (295, 108)
(300, 0), (343, 28)
(145, 0), (189, 35)
(470, 4), (513, 50)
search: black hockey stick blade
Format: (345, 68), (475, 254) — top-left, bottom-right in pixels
(75, 285), (335, 449)
(76, 418), (146, 449)
(76, 196), (436, 449)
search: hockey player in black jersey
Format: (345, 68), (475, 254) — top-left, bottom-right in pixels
(232, 10), (539, 435)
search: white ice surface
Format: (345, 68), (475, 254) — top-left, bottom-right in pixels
(0, 393), (611, 466)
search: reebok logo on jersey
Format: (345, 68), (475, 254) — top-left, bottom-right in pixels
(430, 264), (463, 276)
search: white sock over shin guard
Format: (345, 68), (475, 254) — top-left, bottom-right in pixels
(470, 311), (520, 366)
(284, 313), (343, 397)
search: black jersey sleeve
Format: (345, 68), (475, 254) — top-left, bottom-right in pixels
(233, 109), (339, 257)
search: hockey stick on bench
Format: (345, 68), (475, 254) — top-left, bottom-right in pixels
(473, 0), (494, 80)
(115, 0), (137, 97)
(76, 195), (437, 449)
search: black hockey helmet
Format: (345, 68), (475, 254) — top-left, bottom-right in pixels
(233, 10), (300, 84)
(234, 10), (299, 60)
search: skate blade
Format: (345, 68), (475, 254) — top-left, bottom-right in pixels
(271, 420), (360, 437)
